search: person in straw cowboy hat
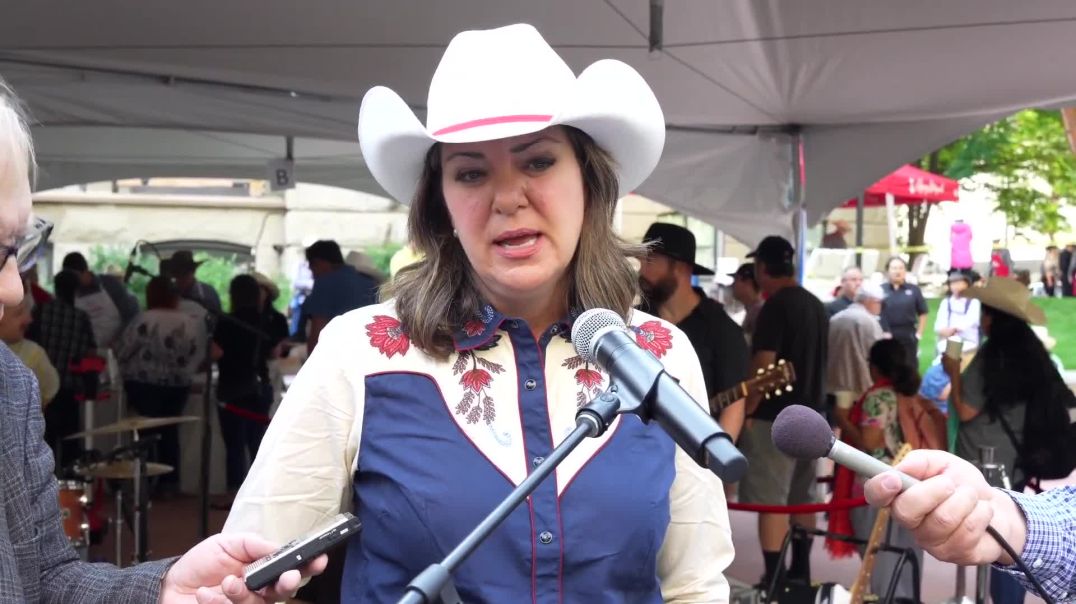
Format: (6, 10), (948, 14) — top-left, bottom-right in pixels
(942, 276), (1075, 603)
(223, 23), (733, 602)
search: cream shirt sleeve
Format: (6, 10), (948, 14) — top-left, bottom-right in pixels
(657, 325), (734, 604)
(22, 341), (60, 407)
(223, 312), (364, 544)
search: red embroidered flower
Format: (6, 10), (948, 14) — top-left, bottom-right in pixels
(460, 369), (492, 393)
(463, 319), (485, 338)
(634, 320), (673, 358)
(575, 368), (603, 389)
(366, 315), (410, 358)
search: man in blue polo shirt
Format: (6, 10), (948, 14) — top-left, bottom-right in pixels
(880, 256), (928, 361)
(302, 240), (379, 352)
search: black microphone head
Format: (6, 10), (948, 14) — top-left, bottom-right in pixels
(571, 308), (626, 363)
(771, 405), (834, 460)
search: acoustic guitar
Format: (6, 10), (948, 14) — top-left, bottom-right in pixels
(849, 443), (915, 604)
(707, 359), (796, 417)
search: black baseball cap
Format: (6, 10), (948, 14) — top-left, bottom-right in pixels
(642, 223), (715, 275)
(728, 263), (757, 286)
(746, 235), (795, 265)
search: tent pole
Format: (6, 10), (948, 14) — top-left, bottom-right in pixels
(885, 192), (898, 257)
(855, 193), (865, 268)
(790, 131), (806, 283)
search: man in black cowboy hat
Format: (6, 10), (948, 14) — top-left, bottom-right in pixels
(166, 249), (222, 316)
(638, 222), (749, 442)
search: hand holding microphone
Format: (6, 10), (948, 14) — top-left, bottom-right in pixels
(771, 405), (1030, 569)
(862, 451), (1026, 566)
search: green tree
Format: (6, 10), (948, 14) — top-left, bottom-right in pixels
(932, 109), (1076, 239)
(363, 242), (402, 276)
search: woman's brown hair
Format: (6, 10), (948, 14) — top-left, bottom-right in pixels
(145, 276), (179, 310)
(384, 127), (645, 359)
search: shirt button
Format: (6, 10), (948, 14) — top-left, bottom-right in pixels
(532, 456), (545, 467)
(538, 531), (553, 545)
(525, 378), (537, 391)
(1033, 558), (1043, 569)
(550, 324), (560, 334)
(508, 320), (519, 329)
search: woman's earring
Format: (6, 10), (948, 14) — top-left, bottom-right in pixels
(452, 228), (458, 238)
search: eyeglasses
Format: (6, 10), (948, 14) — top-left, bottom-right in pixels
(0, 216), (53, 273)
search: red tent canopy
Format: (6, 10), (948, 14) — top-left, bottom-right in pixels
(842, 164), (959, 207)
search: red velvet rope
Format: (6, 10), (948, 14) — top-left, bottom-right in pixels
(221, 403), (272, 425)
(726, 497), (868, 514)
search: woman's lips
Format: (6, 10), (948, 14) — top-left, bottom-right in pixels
(493, 229), (543, 258)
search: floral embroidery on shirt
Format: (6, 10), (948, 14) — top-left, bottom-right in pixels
(463, 319), (485, 338)
(632, 320), (673, 358)
(366, 315), (410, 358)
(452, 336), (505, 425)
(563, 355), (606, 407)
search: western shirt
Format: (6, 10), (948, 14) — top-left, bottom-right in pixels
(224, 301), (733, 603)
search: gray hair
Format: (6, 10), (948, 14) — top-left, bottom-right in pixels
(0, 78), (35, 186)
(854, 282), (885, 303)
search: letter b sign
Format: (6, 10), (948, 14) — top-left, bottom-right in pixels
(267, 159), (296, 191)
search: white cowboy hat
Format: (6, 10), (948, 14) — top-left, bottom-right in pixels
(965, 277), (1046, 325)
(358, 23), (665, 205)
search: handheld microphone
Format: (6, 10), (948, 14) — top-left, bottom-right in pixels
(571, 308), (747, 482)
(771, 404), (1056, 604)
(771, 404), (918, 490)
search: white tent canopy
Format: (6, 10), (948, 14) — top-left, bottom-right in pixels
(4, 1), (1076, 245)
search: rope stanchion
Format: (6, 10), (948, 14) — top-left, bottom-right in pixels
(220, 403), (272, 425)
(727, 497), (867, 514)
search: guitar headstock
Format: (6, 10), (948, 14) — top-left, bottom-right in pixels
(751, 359), (796, 400)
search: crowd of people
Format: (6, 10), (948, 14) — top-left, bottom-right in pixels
(18, 238), (381, 505)
(0, 22), (1074, 604)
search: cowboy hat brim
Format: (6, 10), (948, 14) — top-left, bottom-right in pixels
(358, 60), (665, 205)
(964, 280), (1046, 325)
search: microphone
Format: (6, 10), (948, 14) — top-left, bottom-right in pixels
(771, 404), (918, 491)
(771, 404), (1057, 604)
(571, 308), (747, 482)
(123, 242), (140, 284)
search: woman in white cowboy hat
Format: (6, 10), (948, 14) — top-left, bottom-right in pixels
(942, 277), (1074, 604)
(224, 23), (733, 603)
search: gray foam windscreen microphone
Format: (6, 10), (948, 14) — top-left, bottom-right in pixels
(771, 404), (835, 460)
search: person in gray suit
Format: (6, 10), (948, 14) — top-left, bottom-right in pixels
(0, 82), (326, 603)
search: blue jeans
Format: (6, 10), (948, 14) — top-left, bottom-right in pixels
(991, 567), (1026, 604)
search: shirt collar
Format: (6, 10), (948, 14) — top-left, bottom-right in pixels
(451, 303), (583, 352)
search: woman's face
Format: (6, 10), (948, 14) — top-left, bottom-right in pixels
(949, 279), (968, 296)
(887, 259), (907, 284)
(0, 155), (31, 320)
(440, 127), (585, 307)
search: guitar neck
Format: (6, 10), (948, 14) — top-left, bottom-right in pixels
(850, 507), (891, 604)
(850, 444), (912, 604)
(709, 382), (748, 415)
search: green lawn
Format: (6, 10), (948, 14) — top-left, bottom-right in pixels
(918, 297), (1076, 373)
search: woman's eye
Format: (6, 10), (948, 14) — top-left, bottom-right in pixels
(527, 157), (555, 171)
(455, 169), (485, 183)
